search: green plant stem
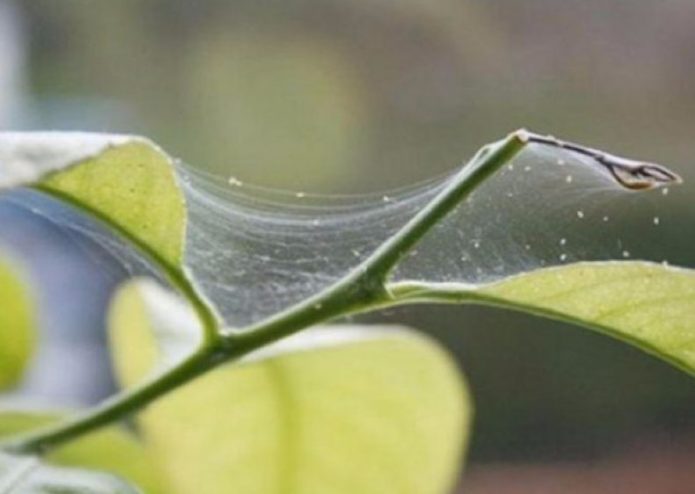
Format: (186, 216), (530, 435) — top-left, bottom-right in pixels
(361, 131), (527, 282)
(2, 130), (528, 456)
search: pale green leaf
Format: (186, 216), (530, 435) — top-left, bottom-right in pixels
(0, 133), (186, 272)
(0, 412), (166, 494)
(109, 282), (469, 494)
(0, 257), (36, 390)
(390, 261), (695, 375)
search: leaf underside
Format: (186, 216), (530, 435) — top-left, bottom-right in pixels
(38, 142), (186, 271)
(0, 134), (187, 276)
(109, 282), (469, 494)
(483, 262), (695, 372)
(393, 261), (695, 375)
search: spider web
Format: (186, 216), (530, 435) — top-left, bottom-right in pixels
(177, 140), (683, 329)
(1, 137), (686, 331)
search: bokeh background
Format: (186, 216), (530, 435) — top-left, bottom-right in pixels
(1, 1), (695, 492)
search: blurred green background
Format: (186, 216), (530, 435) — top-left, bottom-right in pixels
(1, 0), (694, 492)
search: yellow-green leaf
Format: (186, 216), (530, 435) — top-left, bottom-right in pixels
(0, 133), (186, 272)
(0, 257), (36, 390)
(0, 412), (166, 494)
(109, 282), (469, 494)
(391, 261), (695, 375)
